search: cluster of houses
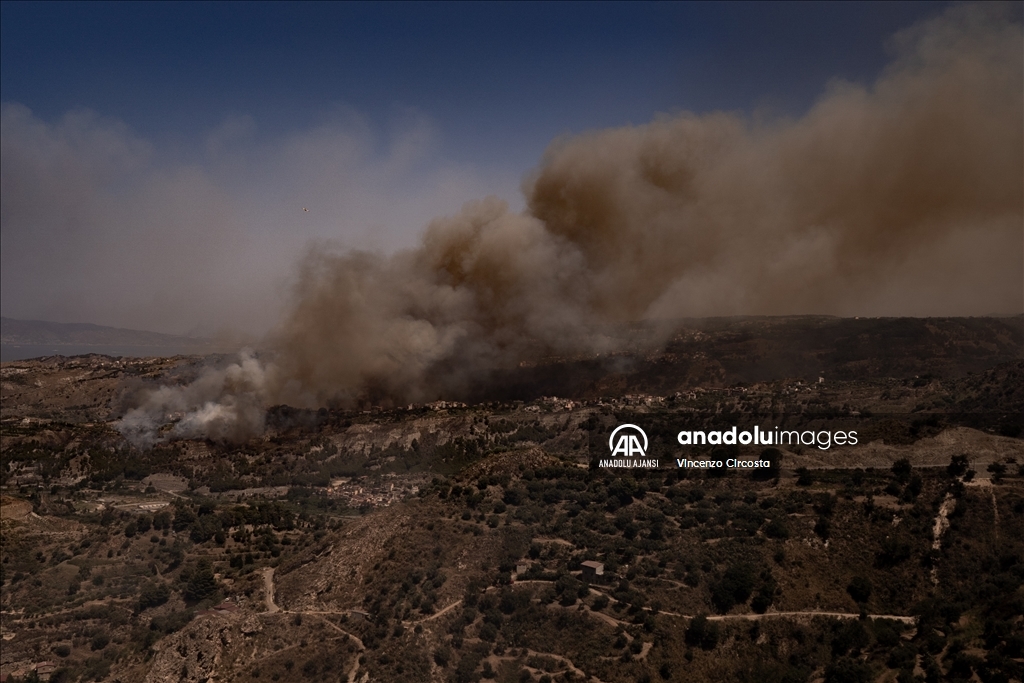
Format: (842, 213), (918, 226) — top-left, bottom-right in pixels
(197, 600), (240, 619)
(326, 476), (422, 509)
(512, 560), (605, 581)
(1, 660), (56, 682)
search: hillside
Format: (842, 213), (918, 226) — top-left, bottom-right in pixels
(0, 317), (216, 361)
(463, 316), (1024, 404)
(0, 316), (1022, 683)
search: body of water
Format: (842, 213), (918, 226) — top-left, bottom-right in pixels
(1, 344), (208, 362)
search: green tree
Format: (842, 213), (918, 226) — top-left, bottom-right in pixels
(138, 582), (171, 611)
(182, 560), (219, 602)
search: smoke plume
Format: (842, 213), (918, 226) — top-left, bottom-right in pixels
(119, 3), (1023, 445)
(118, 351), (271, 447)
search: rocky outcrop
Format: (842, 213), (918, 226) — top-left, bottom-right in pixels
(144, 613), (238, 683)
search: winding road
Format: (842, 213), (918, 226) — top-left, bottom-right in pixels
(260, 565), (366, 682)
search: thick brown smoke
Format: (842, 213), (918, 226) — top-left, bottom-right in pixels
(528, 4), (1022, 321)
(119, 3), (1023, 443)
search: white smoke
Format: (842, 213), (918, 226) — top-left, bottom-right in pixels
(116, 350), (275, 446)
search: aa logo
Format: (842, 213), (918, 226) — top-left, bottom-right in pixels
(608, 424), (648, 457)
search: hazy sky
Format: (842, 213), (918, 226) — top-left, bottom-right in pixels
(5, 0), (1011, 337)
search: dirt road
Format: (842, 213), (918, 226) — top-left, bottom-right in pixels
(261, 567), (279, 613)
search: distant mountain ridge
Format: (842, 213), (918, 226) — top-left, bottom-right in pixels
(0, 317), (211, 348)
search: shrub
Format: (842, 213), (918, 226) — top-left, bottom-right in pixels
(814, 517), (831, 540)
(764, 518), (790, 539)
(181, 561), (219, 602)
(138, 582), (171, 611)
(987, 462), (1007, 481)
(751, 594), (772, 614)
(847, 576), (872, 604)
(752, 449), (782, 480)
(877, 534), (912, 567)
(711, 564), (755, 613)
(891, 458), (912, 482)
(824, 657), (873, 683)
(947, 455), (969, 478)
(685, 615), (720, 650)
(150, 609), (193, 634)
(90, 632), (110, 651)
(433, 646), (452, 667)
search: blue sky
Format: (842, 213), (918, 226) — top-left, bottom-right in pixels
(2, 2), (946, 169)
(10, 0), (1010, 337)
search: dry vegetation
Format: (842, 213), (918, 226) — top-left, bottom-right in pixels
(1, 316), (1022, 682)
